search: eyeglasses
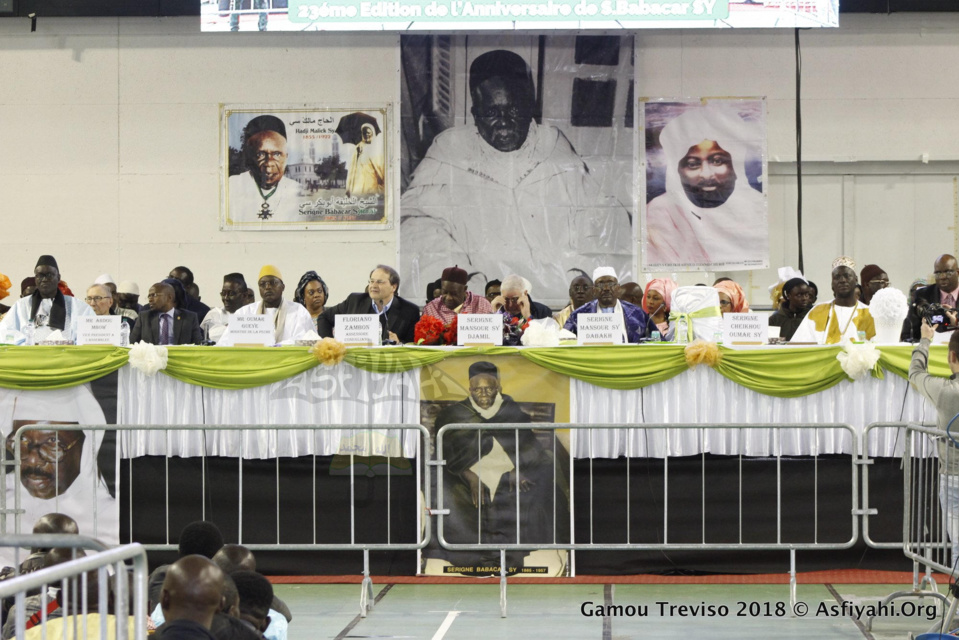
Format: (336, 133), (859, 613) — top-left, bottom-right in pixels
(84, 296), (111, 303)
(7, 432), (82, 463)
(935, 270), (957, 277)
(259, 278), (282, 289)
(220, 290), (239, 298)
(869, 279), (889, 286)
(146, 293), (163, 300)
(34, 272), (57, 281)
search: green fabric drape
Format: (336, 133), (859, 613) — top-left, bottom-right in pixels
(0, 345), (128, 389)
(0, 343), (951, 394)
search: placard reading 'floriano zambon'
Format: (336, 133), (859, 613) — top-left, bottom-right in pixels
(576, 313), (624, 346)
(456, 314), (503, 346)
(723, 312), (767, 345)
(76, 316), (122, 346)
(334, 314), (382, 345)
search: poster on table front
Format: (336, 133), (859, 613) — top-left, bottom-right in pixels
(221, 104), (390, 230)
(419, 354), (571, 577)
(641, 98), (768, 272)
(399, 35), (635, 309)
(0, 385), (118, 567)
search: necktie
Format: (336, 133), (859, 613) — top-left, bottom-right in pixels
(160, 314), (171, 345)
(946, 294), (956, 309)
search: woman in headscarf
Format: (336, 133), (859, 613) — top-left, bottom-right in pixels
(859, 264), (889, 305)
(642, 278), (678, 336)
(768, 277), (813, 341)
(293, 271), (328, 325)
(713, 279), (750, 315)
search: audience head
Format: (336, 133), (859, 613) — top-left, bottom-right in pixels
(257, 265), (285, 309)
(243, 287), (256, 305)
(642, 279), (677, 316)
(161, 555), (225, 630)
(186, 282), (201, 302)
(33, 255), (61, 300)
(934, 254), (959, 294)
(32, 512), (80, 551)
(485, 279), (502, 303)
(859, 264), (889, 304)
(426, 278), (442, 305)
(293, 271), (327, 316)
(231, 570), (274, 633)
(618, 282), (643, 306)
(782, 277), (813, 314)
(713, 280), (750, 314)
(213, 544), (257, 574)
(499, 275), (529, 316)
(592, 267), (619, 309)
(161, 277), (187, 309)
(85, 284), (114, 316)
(116, 281), (140, 311)
(369, 265), (399, 305)
(807, 280), (819, 305)
(567, 273), (594, 310)
(178, 520), (224, 559)
(169, 267), (195, 286)
(148, 282), (175, 313)
(910, 278), (928, 305)
(21, 277), (36, 298)
(221, 273), (248, 314)
(439, 266), (469, 310)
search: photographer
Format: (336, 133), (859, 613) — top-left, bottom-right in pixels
(903, 254), (959, 342)
(909, 318), (959, 566)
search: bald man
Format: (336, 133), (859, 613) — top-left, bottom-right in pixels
(212, 544), (292, 624)
(130, 282), (202, 345)
(904, 254), (959, 342)
(154, 555), (224, 639)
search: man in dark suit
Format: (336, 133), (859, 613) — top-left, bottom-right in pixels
(903, 254), (959, 342)
(317, 265), (420, 344)
(131, 282), (202, 345)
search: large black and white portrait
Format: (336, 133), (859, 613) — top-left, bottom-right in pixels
(400, 36), (635, 307)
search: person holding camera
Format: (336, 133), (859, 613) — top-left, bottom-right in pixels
(903, 254), (959, 342)
(909, 318), (959, 566)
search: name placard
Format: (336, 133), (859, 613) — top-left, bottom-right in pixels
(334, 314), (381, 345)
(456, 314), (503, 346)
(723, 313), (768, 345)
(577, 313), (624, 345)
(76, 315), (122, 346)
(227, 315), (275, 346)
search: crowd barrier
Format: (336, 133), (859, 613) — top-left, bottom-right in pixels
(4, 421), (958, 620)
(0, 536), (147, 640)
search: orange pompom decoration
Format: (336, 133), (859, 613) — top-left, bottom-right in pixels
(310, 337), (347, 366)
(684, 339), (722, 368)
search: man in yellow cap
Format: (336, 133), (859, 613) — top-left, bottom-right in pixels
(217, 265), (315, 345)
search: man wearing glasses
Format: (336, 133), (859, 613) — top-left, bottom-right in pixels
(218, 265), (314, 345)
(0, 255), (94, 342)
(903, 254), (959, 342)
(84, 283), (135, 330)
(201, 273), (248, 343)
(228, 115), (301, 223)
(562, 266), (650, 343)
(317, 265), (420, 344)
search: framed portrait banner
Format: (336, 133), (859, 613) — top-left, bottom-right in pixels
(221, 104), (391, 230)
(641, 98), (769, 272)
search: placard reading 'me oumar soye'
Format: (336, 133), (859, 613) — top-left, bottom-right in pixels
(221, 105), (390, 230)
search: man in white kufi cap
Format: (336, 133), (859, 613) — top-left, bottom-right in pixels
(562, 267), (650, 343)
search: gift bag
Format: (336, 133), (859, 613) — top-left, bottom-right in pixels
(669, 286), (722, 342)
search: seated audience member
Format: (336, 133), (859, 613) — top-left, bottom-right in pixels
(318, 265), (420, 344)
(564, 267), (649, 343)
(484, 279), (502, 304)
(243, 287), (256, 306)
(154, 555), (224, 640)
(903, 254), (959, 342)
(807, 280), (819, 306)
(425, 278), (442, 306)
(553, 274), (594, 328)
(21, 277), (36, 298)
(231, 570), (287, 640)
(213, 545), (292, 624)
(85, 284), (134, 329)
(618, 282), (644, 307)
(149, 520), (224, 613)
(218, 266), (315, 345)
(643, 278), (678, 337)
(768, 277), (813, 341)
(4, 547), (86, 639)
(909, 278), (928, 306)
(489, 275), (552, 322)
(93, 274), (138, 323)
(202, 273), (248, 343)
(116, 281), (141, 313)
(859, 264), (889, 305)
(293, 271), (328, 326)
(0, 256), (94, 341)
(211, 574), (260, 640)
(422, 266), (493, 322)
(169, 266), (211, 319)
(790, 257), (876, 344)
(713, 280), (751, 314)
(130, 282), (202, 345)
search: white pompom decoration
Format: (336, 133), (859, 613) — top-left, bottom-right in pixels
(128, 341), (169, 376)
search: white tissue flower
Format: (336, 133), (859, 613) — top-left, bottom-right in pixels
(128, 341), (169, 376)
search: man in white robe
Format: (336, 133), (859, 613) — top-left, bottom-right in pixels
(791, 262), (876, 344)
(0, 255), (94, 343)
(217, 265), (315, 345)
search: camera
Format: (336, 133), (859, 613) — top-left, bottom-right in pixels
(920, 301), (954, 329)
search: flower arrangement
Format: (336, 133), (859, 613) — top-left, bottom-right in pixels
(837, 341), (880, 380)
(503, 314), (528, 346)
(414, 315), (459, 345)
(310, 337), (347, 366)
(520, 318), (561, 347)
(128, 341), (169, 376)
(684, 339), (722, 368)
(869, 287), (909, 344)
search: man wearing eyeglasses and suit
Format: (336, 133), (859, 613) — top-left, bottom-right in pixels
(317, 265), (420, 344)
(130, 282), (202, 345)
(903, 254), (959, 342)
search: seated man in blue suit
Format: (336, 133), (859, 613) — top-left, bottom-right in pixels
(131, 282), (202, 345)
(563, 267), (649, 343)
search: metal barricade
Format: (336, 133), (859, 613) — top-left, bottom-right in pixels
(2, 423), (431, 617)
(0, 537), (148, 640)
(435, 422), (860, 616)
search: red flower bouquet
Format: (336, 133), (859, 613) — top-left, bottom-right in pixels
(442, 316), (458, 345)
(414, 316), (446, 345)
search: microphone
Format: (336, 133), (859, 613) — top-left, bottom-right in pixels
(643, 303), (665, 340)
